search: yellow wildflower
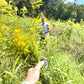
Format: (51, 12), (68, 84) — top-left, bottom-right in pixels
(18, 41), (26, 47)
(44, 36), (52, 42)
(33, 16), (39, 24)
(14, 7), (18, 12)
(13, 38), (18, 43)
(9, 5), (12, 10)
(0, 33), (3, 38)
(14, 29), (21, 35)
(24, 49), (30, 53)
(0, 0), (8, 6)
(9, 1), (13, 5)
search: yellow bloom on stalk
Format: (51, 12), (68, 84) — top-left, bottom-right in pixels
(14, 7), (18, 12)
(27, 33), (31, 37)
(13, 38), (18, 43)
(30, 2), (33, 4)
(37, 18), (41, 23)
(14, 29), (21, 35)
(36, 5), (39, 8)
(38, 4), (43, 6)
(32, 5), (34, 9)
(33, 41), (38, 55)
(33, 16), (39, 24)
(29, 28), (34, 33)
(76, 23), (80, 28)
(67, 19), (71, 23)
(9, 5), (12, 10)
(20, 6), (27, 12)
(46, 18), (48, 22)
(1, 24), (8, 30)
(18, 41), (26, 47)
(0, 33), (3, 38)
(24, 49), (30, 53)
(12, 25), (39, 57)
(0, 0), (8, 6)
(70, 26), (73, 29)
(36, 26), (40, 28)
(23, 6), (27, 11)
(9, 1), (13, 5)
(19, 35), (26, 41)
(73, 23), (80, 28)
(44, 36), (52, 42)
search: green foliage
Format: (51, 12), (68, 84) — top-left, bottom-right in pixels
(40, 19), (84, 84)
(6, 0), (44, 17)
(30, 0), (44, 17)
(5, 0), (84, 22)
(46, 52), (84, 84)
(41, 0), (84, 22)
(0, 1), (41, 83)
(0, 0), (84, 84)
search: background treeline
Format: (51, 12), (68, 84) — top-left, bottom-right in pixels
(1, 0), (84, 84)
(6, 0), (84, 22)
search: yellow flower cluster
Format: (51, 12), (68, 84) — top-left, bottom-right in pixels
(20, 6), (28, 16)
(0, 0), (8, 6)
(44, 36), (53, 42)
(13, 27), (39, 57)
(14, 29), (21, 35)
(30, 0), (44, 9)
(14, 7), (18, 12)
(0, 23), (8, 32)
(0, 0), (17, 19)
(33, 16), (41, 24)
(13, 29), (27, 49)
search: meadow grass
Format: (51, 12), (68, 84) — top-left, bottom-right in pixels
(0, 15), (84, 84)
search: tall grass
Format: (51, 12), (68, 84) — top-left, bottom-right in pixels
(0, 0), (84, 84)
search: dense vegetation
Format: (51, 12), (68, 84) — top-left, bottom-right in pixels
(0, 0), (84, 84)
(6, 0), (84, 22)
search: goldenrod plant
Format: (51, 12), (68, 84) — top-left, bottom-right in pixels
(30, 0), (44, 17)
(20, 6), (27, 17)
(0, 0), (84, 84)
(0, 0), (42, 83)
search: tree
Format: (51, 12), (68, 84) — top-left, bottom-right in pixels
(6, 0), (43, 17)
(76, 5), (84, 22)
